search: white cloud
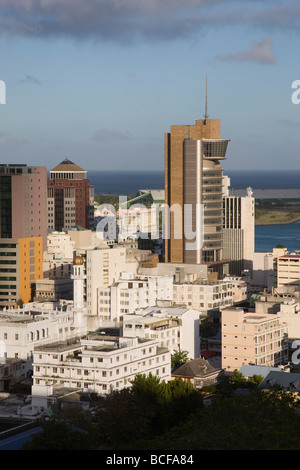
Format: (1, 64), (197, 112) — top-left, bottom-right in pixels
(215, 37), (276, 64)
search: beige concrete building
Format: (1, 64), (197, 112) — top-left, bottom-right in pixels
(43, 231), (75, 279)
(276, 253), (300, 289)
(164, 117), (230, 274)
(173, 279), (234, 312)
(34, 278), (73, 301)
(221, 307), (288, 371)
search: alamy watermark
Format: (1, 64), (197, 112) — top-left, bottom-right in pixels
(0, 80), (6, 104)
(291, 80), (300, 105)
(95, 196), (204, 251)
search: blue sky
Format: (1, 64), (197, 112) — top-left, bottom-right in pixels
(0, 0), (299, 173)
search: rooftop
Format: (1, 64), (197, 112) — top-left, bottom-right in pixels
(50, 157), (86, 173)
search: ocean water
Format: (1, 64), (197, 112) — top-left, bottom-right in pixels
(88, 169), (300, 253)
(255, 221), (300, 253)
(89, 169), (300, 196)
(89, 170), (164, 196)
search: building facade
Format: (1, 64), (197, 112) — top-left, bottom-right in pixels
(123, 306), (201, 359)
(0, 237), (43, 308)
(276, 253), (300, 290)
(0, 164), (47, 249)
(173, 279), (234, 312)
(97, 273), (173, 323)
(221, 307), (288, 371)
(85, 244), (139, 320)
(223, 187), (255, 276)
(0, 303), (86, 363)
(43, 231), (75, 279)
(47, 158), (94, 232)
(31, 334), (171, 403)
(164, 117), (230, 268)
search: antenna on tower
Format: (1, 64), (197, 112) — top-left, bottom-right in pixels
(204, 75), (208, 125)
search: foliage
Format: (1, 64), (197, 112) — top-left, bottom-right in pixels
(91, 374), (203, 448)
(171, 349), (189, 369)
(21, 419), (93, 450)
(125, 388), (300, 450)
(21, 372), (300, 450)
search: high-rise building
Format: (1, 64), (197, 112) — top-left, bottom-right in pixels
(222, 186), (255, 276)
(164, 116), (230, 270)
(0, 164), (47, 247)
(47, 158), (94, 232)
(0, 164), (47, 308)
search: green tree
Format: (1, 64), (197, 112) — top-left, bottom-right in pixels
(171, 349), (189, 369)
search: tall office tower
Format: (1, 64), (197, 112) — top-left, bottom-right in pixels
(164, 117), (230, 270)
(0, 164), (47, 247)
(47, 158), (94, 232)
(222, 186), (255, 276)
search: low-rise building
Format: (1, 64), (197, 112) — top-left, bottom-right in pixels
(172, 357), (224, 390)
(173, 279), (233, 312)
(221, 307), (288, 371)
(276, 253), (300, 290)
(0, 302), (87, 366)
(31, 333), (171, 412)
(123, 306), (201, 359)
(0, 358), (27, 392)
(33, 278), (73, 301)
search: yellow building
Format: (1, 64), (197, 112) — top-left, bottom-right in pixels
(0, 237), (43, 308)
(221, 307), (288, 371)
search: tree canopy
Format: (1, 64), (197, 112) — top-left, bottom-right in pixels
(21, 372), (300, 450)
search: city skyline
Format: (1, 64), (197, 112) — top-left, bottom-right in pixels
(0, 0), (299, 172)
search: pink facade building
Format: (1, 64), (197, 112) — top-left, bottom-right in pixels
(0, 164), (47, 250)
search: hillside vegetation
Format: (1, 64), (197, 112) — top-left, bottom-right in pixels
(255, 199), (300, 225)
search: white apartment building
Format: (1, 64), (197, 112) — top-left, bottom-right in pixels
(0, 302), (87, 366)
(85, 245), (139, 322)
(123, 306), (201, 359)
(221, 307), (288, 371)
(173, 279), (234, 312)
(31, 334), (171, 411)
(97, 272), (173, 323)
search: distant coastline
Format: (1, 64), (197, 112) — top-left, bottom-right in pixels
(255, 216), (300, 226)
